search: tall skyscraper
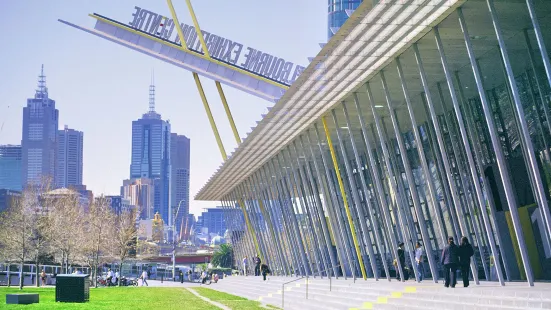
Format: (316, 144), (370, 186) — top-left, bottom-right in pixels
(0, 145), (22, 191)
(327, 0), (363, 39)
(171, 133), (190, 236)
(129, 77), (171, 224)
(21, 65), (59, 187)
(121, 177), (155, 219)
(55, 125), (84, 188)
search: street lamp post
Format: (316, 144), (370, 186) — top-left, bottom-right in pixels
(172, 200), (185, 281)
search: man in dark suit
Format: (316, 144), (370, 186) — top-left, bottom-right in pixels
(396, 242), (407, 281)
(441, 236), (459, 288)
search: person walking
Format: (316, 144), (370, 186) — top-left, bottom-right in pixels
(396, 242), (407, 281)
(458, 236), (474, 287)
(254, 255), (262, 277)
(441, 236), (459, 288)
(179, 270), (184, 283)
(106, 268), (114, 286)
(260, 264), (271, 281)
(141, 270), (149, 286)
(40, 270), (47, 287)
(188, 270), (192, 282)
(242, 257), (248, 276)
(414, 242), (424, 282)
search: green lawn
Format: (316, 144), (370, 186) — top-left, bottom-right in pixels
(1, 287), (218, 309)
(192, 288), (281, 310)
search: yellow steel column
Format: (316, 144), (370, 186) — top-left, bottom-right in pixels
(238, 199), (261, 257)
(185, 0), (210, 58)
(166, 0), (262, 264)
(166, 0), (189, 50)
(193, 72), (227, 160)
(215, 81), (241, 145)
(321, 116), (367, 280)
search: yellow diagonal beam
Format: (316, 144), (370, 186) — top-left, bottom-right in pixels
(185, 0), (210, 58)
(193, 72), (227, 160)
(238, 199), (262, 259)
(215, 81), (241, 145)
(321, 116), (367, 280)
(166, 0), (188, 50)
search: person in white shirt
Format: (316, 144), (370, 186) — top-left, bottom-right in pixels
(106, 269), (114, 286)
(201, 270), (208, 284)
(113, 271), (120, 286)
(141, 270), (148, 286)
(415, 242), (424, 281)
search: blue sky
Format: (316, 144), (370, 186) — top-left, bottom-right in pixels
(0, 0), (326, 215)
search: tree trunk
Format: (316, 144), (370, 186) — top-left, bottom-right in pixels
(118, 261), (123, 287)
(7, 264), (11, 287)
(34, 250), (41, 287)
(65, 254), (69, 274)
(61, 251), (65, 274)
(19, 261), (24, 290)
(94, 263), (98, 288)
(94, 246), (100, 288)
(35, 259), (40, 287)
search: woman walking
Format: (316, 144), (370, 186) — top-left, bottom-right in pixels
(458, 236), (474, 287)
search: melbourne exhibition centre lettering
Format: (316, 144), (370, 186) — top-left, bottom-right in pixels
(127, 6), (305, 86)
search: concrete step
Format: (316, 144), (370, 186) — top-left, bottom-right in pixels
(213, 276), (551, 310)
(385, 296), (542, 310)
(261, 293), (358, 310)
(405, 291), (551, 308)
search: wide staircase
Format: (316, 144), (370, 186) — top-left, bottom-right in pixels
(210, 275), (551, 309)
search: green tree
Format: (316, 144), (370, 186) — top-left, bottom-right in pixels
(211, 244), (233, 268)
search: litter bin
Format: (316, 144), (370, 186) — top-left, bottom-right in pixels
(55, 274), (90, 303)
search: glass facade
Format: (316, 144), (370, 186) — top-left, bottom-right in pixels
(327, 0), (363, 39)
(56, 126), (84, 188)
(21, 68), (59, 187)
(220, 0), (551, 284)
(0, 145), (22, 191)
(171, 133), (190, 237)
(130, 111), (171, 224)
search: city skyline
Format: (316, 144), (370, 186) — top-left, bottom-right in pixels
(0, 0), (326, 216)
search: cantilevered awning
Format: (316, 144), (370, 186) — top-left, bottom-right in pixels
(195, 0), (464, 201)
(59, 14), (290, 103)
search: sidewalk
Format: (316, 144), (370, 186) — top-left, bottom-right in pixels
(145, 279), (208, 287)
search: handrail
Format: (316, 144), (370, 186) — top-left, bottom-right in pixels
(282, 276), (305, 309)
(282, 261), (358, 308)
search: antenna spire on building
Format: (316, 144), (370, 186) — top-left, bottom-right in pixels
(149, 69), (155, 113)
(35, 64), (48, 99)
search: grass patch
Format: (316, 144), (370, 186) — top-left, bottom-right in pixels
(193, 287), (277, 310)
(1, 287), (218, 309)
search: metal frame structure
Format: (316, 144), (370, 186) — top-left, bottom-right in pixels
(196, 0), (551, 285)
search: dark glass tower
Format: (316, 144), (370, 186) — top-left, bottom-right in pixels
(130, 80), (171, 224)
(21, 65), (59, 187)
(328, 0), (363, 39)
